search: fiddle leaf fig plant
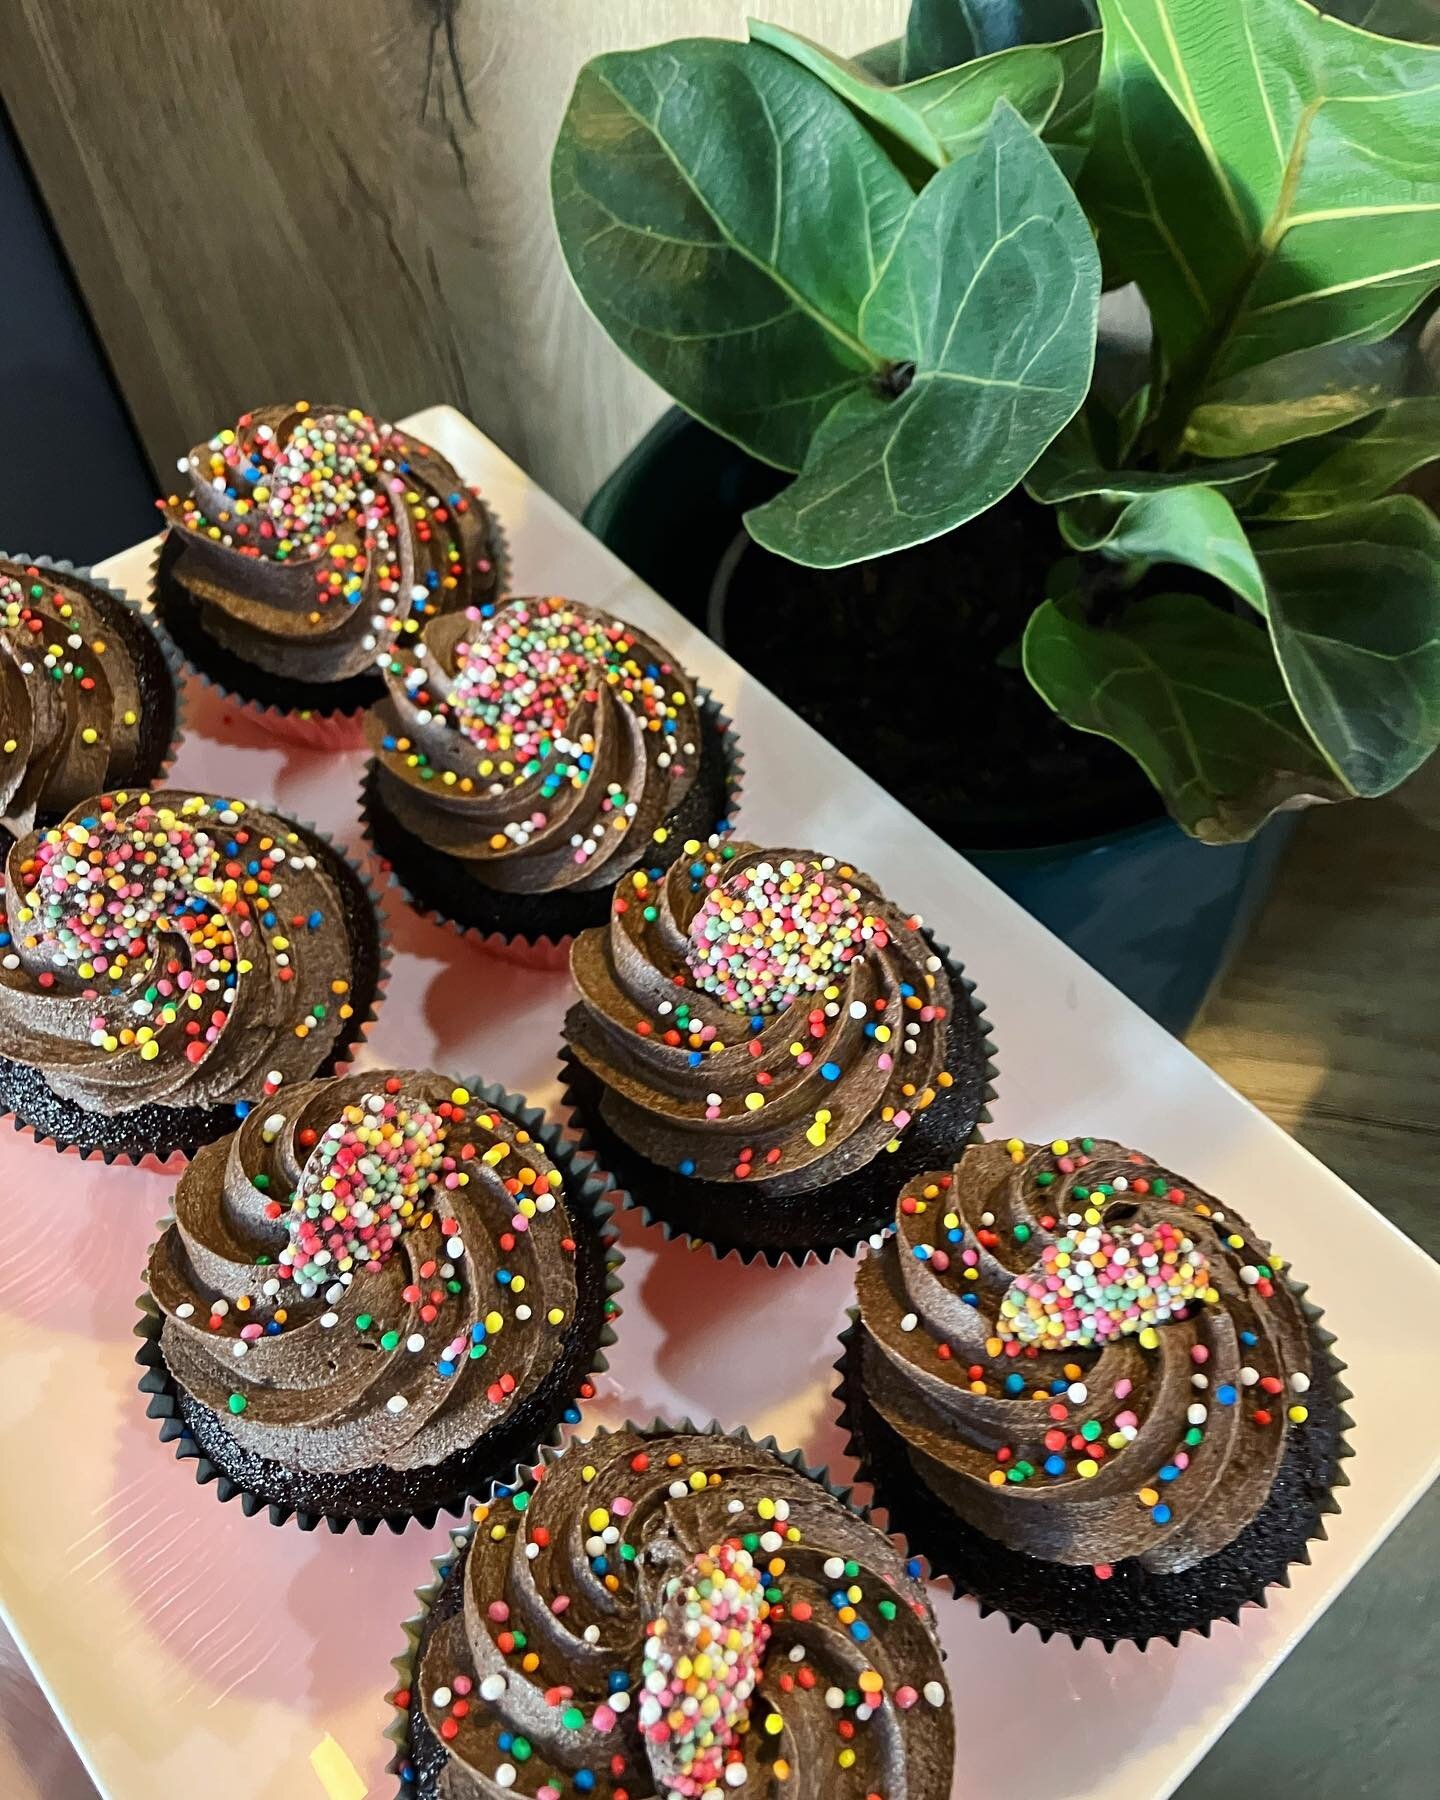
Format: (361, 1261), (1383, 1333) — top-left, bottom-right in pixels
(552, 0), (1440, 844)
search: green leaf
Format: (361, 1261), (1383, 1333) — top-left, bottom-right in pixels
(747, 21), (1065, 168)
(1254, 496), (1440, 794)
(1254, 396), (1440, 517)
(1022, 592), (1348, 840)
(1185, 331), (1430, 456)
(1028, 412), (1273, 505)
(1085, 0), (1440, 395)
(855, 38), (905, 83)
(745, 101), (1100, 566)
(551, 40), (913, 473)
(1316, 1), (1440, 44)
(1089, 486), (1270, 612)
(903, 0), (1099, 79)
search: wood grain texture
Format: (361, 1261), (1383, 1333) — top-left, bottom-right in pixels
(0, 0), (902, 514)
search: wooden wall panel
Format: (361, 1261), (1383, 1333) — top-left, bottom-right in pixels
(0, 0), (902, 514)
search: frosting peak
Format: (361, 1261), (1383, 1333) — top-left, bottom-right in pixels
(160, 402), (501, 688)
(365, 595), (711, 896)
(855, 1137), (1322, 1576)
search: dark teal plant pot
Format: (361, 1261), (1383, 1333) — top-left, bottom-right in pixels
(583, 410), (1294, 1037)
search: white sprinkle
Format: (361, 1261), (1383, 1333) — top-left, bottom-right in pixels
(175, 1303), (195, 1319)
(924, 1680), (946, 1707)
(495, 1765), (516, 1789)
(479, 1674), (506, 1702)
(1239, 1366), (1259, 1387)
(320, 1311), (339, 1328)
(1187, 1404), (1207, 1425)
(431, 1686), (452, 1708)
(900, 1312), (918, 1333)
(1291, 1371), (1311, 1394)
(825, 1686), (846, 1710)
(823, 1557), (846, 1580)
(407, 1333), (425, 1353)
(386, 1394), (409, 1414)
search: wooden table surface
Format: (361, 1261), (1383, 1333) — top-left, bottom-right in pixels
(1178, 756), (1439, 1797)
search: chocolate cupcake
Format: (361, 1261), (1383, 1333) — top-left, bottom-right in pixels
(0, 789), (385, 1161)
(388, 1423), (955, 1798)
(841, 1137), (1350, 1647)
(560, 842), (994, 1263)
(358, 594), (740, 959)
(154, 401), (504, 743)
(0, 556), (179, 835)
(137, 1071), (621, 1531)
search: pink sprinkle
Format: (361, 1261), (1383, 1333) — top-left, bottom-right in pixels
(551, 1594), (570, 1615)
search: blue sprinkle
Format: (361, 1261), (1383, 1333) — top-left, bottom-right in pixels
(1240, 1330), (1258, 1346)
(899, 983), (915, 997)
(1044, 1455), (1066, 1476)
(850, 1620), (871, 1643)
(906, 1559), (923, 1580)
(265, 1321), (282, 1335)
(497, 1269), (513, 1286)
(830, 1591), (847, 1610)
(563, 1405), (581, 1424)
(1158, 1463), (1179, 1482)
(1152, 1504), (1172, 1524)
(687, 1052), (702, 1068)
(234, 1100), (252, 1118)
(820, 1062), (841, 1081)
(678, 1159), (696, 1176)
(498, 1733), (513, 1753)
(947, 1227), (963, 1243)
(912, 1244), (931, 1262)
(1005, 1373), (1026, 1395)
(575, 1775), (596, 1795)
(608, 1671), (628, 1693)
(471, 1322), (486, 1341)
(962, 1292), (980, 1308)
(307, 910), (323, 928)
(1217, 1384), (1238, 1406)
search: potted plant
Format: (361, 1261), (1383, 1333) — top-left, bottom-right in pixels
(552, 0), (1440, 1031)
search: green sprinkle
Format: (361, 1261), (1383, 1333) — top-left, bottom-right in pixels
(227, 1392), (247, 1415)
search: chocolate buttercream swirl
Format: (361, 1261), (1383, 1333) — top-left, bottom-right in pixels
(0, 790), (361, 1114)
(855, 1138), (1321, 1575)
(410, 1426), (953, 1799)
(148, 1071), (597, 1477)
(365, 595), (708, 896)
(0, 559), (172, 832)
(160, 402), (500, 686)
(564, 843), (957, 1195)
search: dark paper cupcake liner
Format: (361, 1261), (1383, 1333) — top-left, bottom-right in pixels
(0, 551), (186, 839)
(834, 1295), (1353, 1650)
(0, 803), (390, 1165)
(558, 934), (998, 1267)
(134, 1079), (624, 1534)
(358, 686), (744, 958)
(149, 499), (511, 728)
(384, 1416), (905, 1797)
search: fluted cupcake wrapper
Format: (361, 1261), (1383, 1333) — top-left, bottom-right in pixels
(357, 687), (745, 966)
(0, 804), (390, 1165)
(0, 550), (188, 838)
(148, 503), (512, 738)
(134, 1079), (625, 1534)
(833, 1294), (1353, 1651)
(557, 934), (999, 1268)
(383, 1416), (903, 1798)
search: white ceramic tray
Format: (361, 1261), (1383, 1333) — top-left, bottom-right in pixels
(0, 407), (1435, 1800)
